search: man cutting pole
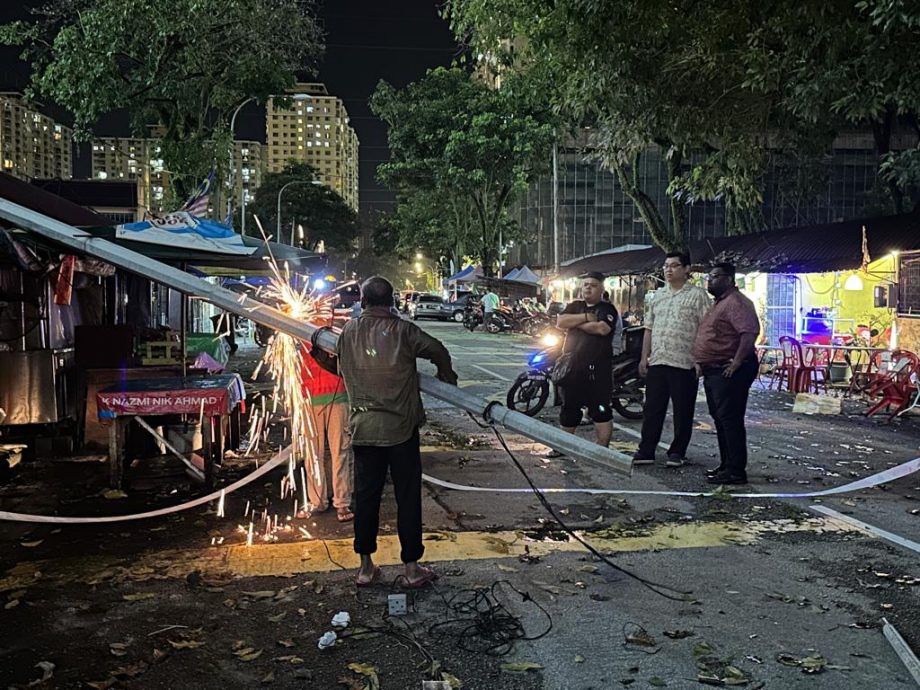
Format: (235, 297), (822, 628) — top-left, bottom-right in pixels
(312, 276), (458, 588)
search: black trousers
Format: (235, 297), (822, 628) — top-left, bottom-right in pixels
(637, 365), (699, 459)
(702, 353), (759, 476)
(353, 428), (424, 564)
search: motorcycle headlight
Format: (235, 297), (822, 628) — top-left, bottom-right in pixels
(541, 333), (560, 348)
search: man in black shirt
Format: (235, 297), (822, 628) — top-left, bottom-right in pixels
(555, 271), (618, 447)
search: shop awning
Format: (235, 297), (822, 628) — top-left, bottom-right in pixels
(689, 211), (920, 274)
(560, 245), (665, 277)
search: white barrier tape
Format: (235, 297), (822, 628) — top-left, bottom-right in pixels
(422, 456), (920, 499)
(0, 446), (291, 524)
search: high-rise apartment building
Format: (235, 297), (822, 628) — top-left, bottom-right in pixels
(91, 137), (263, 216)
(0, 93), (73, 181)
(91, 136), (171, 214)
(266, 83), (359, 212)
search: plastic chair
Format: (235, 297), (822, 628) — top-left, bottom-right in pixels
(865, 351), (920, 420)
(802, 346), (830, 394)
(771, 336), (813, 392)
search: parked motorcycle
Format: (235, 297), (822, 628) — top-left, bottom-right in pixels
(506, 326), (646, 420)
(462, 303), (483, 332)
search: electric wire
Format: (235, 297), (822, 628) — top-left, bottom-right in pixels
(466, 411), (694, 602)
(427, 580), (553, 656)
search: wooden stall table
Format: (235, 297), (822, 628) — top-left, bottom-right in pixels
(97, 374), (245, 489)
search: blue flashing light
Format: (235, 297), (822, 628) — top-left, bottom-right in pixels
(529, 353), (546, 366)
(313, 278), (327, 290)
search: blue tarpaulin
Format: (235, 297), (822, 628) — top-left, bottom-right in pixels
(116, 212), (256, 256)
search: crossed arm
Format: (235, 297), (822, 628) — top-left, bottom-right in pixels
(556, 312), (612, 336)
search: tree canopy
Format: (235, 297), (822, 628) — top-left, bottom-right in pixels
(0, 0), (322, 200)
(370, 67), (556, 275)
(446, 0), (920, 251)
(246, 162), (358, 252)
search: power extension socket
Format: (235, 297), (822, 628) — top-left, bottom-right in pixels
(387, 593), (407, 616)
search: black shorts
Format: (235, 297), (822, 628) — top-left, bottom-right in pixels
(559, 362), (613, 427)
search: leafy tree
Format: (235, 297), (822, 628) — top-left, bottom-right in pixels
(246, 162), (358, 252)
(0, 0), (322, 200)
(741, 0), (920, 213)
(446, 1), (788, 251)
(388, 189), (480, 270)
(370, 67), (555, 275)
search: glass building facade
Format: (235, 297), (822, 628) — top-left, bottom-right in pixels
(511, 143), (889, 269)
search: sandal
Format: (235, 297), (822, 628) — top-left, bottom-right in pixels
(355, 565), (380, 588)
(402, 565), (438, 590)
(336, 508), (354, 523)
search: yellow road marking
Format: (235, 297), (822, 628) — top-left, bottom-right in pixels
(0, 516), (860, 590)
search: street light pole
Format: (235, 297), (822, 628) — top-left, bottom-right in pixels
(227, 98), (254, 229)
(276, 180), (312, 245)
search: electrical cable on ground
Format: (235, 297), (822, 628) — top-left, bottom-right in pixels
(428, 580), (553, 656)
(467, 410), (694, 602)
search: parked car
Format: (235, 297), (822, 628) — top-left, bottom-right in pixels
(409, 294), (452, 321)
(399, 291), (421, 313)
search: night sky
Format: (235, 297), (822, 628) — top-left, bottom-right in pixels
(0, 1), (460, 215)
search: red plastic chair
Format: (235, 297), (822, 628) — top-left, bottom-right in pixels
(865, 351), (920, 420)
(771, 336), (813, 392)
(802, 346), (830, 394)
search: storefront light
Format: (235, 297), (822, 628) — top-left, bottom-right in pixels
(844, 273), (864, 291)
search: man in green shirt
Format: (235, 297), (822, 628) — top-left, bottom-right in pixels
(312, 276), (458, 588)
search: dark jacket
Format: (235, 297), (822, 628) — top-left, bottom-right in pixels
(314, 305), (456, 446)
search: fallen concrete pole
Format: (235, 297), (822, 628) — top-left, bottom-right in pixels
(0, 198), (632, 476)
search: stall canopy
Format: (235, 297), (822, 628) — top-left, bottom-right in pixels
(0, 173), (323, 273)
(510, 265), (541, 284)
(556, 211), (920, 278)
(446, 264), (482, 282)
(689, 211), (920, 273)
(560, 245), (665, 277)
(115, 213), (255, 256)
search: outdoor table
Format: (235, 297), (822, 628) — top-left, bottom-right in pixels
(756, 343), (885, 394)
(97, 374), (245, 488)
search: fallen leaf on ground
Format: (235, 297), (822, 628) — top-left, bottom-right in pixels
(440, 671), (462, 688)
(663, 629), (694, 639)
(168, 639), (204, 649)
(20, 540), (43, 547)
(776, 653), (828, 673)
(347, 662), (380, 689)
(261, 671), (275, 684)
(648, 677), (667, 687)
(578, 565), (599, 574)
(574, 654), (585, 663)
(84, 680), (116, 690)
(241, 590), (276, 599)
(497, 564), (518, 573)
(500, 661), (543, 673)
(109, 642), (129, 656)
(27, 661), (55, 687)
(267, 612), (287, 622)
(238, 649), (263, 662)
(277, 639), (295, 648)
(5, 599), (19, 609)
(102, 489), (128, 499)
(121, 593), (156, 602)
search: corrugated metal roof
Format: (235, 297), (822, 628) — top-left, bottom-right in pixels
(690, 212), (920, 273)
(556, 212), (920, 278)
(560, 246), (666, 277)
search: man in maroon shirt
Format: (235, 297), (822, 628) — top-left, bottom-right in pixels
(692, 263), (761, 485)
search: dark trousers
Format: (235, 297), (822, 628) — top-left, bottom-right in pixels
(637, 365), (699, 459)
(702, 354), (759, 476)
(353, 429), (424, 564)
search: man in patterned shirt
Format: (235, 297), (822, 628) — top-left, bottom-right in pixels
(633, 252), (711, 467)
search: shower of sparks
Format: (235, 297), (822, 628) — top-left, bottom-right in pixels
(212, 217), (358, 546)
